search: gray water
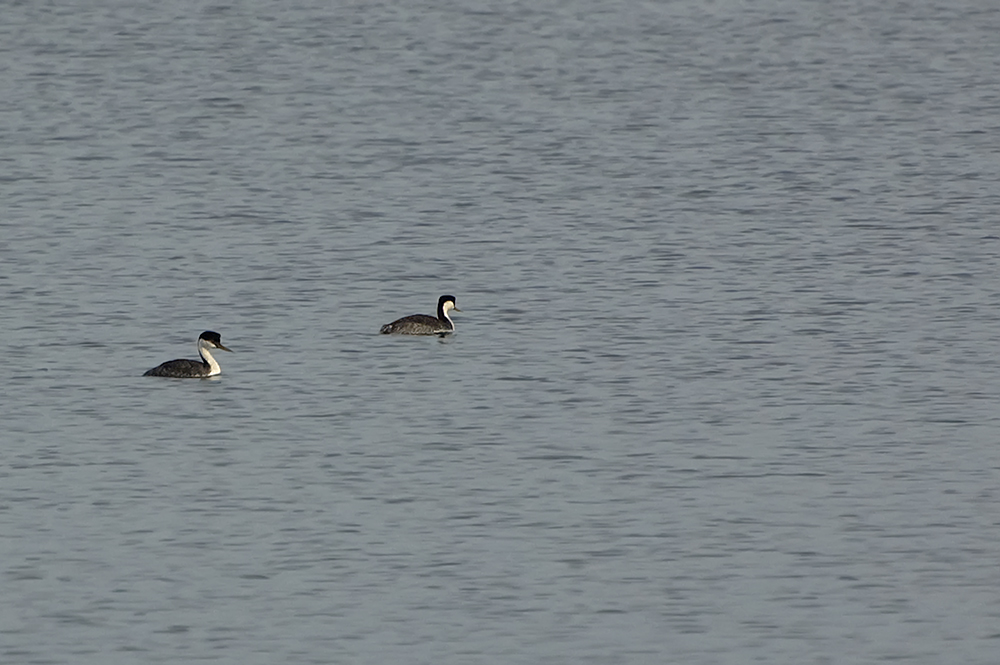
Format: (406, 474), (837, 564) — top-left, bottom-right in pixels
(3, 1), (1000, 663)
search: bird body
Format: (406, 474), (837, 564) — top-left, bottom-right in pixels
(380, 295), (460, 335)
(144, 331), (233, 378)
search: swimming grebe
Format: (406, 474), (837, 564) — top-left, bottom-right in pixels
(143, 331), (233, 378)
(380, 295), (460, 335)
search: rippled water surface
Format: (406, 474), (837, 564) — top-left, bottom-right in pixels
(3, 1), (1000, 663)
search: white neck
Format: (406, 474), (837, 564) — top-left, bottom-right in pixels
(198, 339), (222, 376)
(440, 302), (455, 327)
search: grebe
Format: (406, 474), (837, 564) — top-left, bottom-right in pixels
(380, 295), (460, 335)
(143, 331), (233, 378)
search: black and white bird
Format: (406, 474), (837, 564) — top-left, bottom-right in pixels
(143, 331), (233, 378)
(379, 295), (460, 335)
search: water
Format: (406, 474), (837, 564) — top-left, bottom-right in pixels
(3, 1), (1000, 663)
